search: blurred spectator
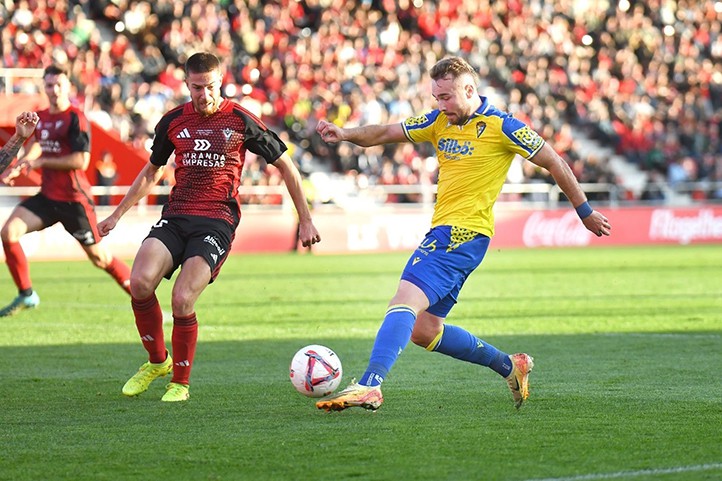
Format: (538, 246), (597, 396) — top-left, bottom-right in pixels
(2, 0), (721, 206)
(94, 150), (117, 205)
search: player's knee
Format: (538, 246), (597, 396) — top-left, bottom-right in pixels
(129, 274), (155, 299)
(171, 288), (196, 315)
(410, 325), (439, 348)
(0, 225), (10, 242)
(410, 332), (428, 347)
(1, 219), (23, 242)
(89, 255), (110, 269)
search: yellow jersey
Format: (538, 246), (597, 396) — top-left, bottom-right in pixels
(401, 97), (544, 237)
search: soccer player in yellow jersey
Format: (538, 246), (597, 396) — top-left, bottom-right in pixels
(315, 56), (611, 412)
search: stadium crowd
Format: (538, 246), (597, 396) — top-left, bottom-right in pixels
(2, 0), (721, 203)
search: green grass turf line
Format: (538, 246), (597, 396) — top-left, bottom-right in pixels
(1, 245), (721, 481)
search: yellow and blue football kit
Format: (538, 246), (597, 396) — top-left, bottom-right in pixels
(359, 98), (543, 388)
(404, 96), (544, 238)
(400, 97), (544, 316)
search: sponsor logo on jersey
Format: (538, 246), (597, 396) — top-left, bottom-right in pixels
(176, 128), (191, 139)
(39, 139), (62, 154)
(404, 114), (429, 127)
(194, 139), (211, 151)
(438, 138), (474, 156)
(197, 129), (214, 136)
(183, 151), (226, 167)
(511, 126), (543, 151)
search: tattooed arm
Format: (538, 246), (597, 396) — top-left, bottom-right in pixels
(0, 112), (39, 178)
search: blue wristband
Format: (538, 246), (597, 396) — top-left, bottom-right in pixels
(575, 201), (593, 219)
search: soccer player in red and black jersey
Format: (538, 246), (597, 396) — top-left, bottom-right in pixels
(0, 66), (131, 317)
(98, 52), (321, 402)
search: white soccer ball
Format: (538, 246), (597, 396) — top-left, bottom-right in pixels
(289, 344), (343, 398)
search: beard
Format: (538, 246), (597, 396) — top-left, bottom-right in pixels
(194, 98), (220, 116)
(446, 111), (469, 126)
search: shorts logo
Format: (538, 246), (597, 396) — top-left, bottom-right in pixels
(419, 238), (437, 252)
(412, 257), (422, 265)
(203, 235), (226, 256)
(194, 139), (211, 151)
(73, 230), (95, 246)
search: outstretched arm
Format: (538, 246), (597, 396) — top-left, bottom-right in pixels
(316, 120), (407, 147)
(272, 153), (321, 248)
(98, 162), (165, 236)
(0, 112), (39, 175)
(530, 143), (611, 237)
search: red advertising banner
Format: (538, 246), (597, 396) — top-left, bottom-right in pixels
(1, 205), (720, 261)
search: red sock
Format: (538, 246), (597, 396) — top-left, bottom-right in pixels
(131, 294), (166, 363)
(3, 241), (31, 291)
(105, 257), (131, 295)
(171, 313), (198, 386)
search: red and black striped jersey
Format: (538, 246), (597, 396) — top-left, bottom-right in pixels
(150, 98), (287, 227)
(34, 106), (93, 203)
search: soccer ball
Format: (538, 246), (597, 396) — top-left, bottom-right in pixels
(289, 344), (342, 398)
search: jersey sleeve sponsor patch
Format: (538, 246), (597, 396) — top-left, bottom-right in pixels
(509, 125), (544, 155)
(404, 114), (431, 128)
(402, 110), (440, 143)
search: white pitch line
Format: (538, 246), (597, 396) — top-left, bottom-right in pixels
(601, 332), (720, 339)
(524, 463), (722, 481)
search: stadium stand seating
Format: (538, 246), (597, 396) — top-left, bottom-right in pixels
(1, 0), (720, 202)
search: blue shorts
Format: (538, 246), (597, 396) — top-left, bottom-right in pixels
(400, 225), (490, 318)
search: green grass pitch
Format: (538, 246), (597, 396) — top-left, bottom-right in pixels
(1, 245), (721, 481)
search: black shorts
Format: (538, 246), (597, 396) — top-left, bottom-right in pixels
(20, 193), (100, 246)
(146, 215), (235, 282)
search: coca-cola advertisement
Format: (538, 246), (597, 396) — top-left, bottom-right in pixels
(493, 206), (722, 248)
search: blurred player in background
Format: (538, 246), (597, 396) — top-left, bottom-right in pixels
(98, 52), (321, 402)
(315, 56), (611, 412)
(0, 112), (39, 174)
(0, 65), (131, 317)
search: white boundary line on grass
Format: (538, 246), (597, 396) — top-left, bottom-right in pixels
(601, 333), (720, 339)
(524, 462), (722, 481)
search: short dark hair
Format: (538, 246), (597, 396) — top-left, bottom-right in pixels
(43, 65), (67, 78)
(185, 52), (221, 75)
(429, 57), (479, 83)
